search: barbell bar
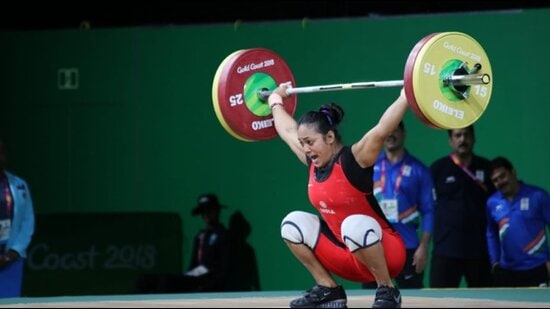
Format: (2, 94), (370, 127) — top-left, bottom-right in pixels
(256, 72), (489, 101)
(211, 31), (493, 142)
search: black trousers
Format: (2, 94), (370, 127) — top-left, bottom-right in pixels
(493, 263), (549, 287)
(429, 254), (492, 288)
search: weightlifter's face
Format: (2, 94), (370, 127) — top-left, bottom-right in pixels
(449, 127), (475, 156)
(298, 124), (334, 168)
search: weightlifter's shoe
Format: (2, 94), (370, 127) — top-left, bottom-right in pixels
(290, 284), (348, 308)
(372, 285), (402, 308)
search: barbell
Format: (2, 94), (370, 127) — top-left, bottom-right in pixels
(211, 32), (493, 142)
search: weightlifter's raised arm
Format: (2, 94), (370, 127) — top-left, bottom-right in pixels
(352, 88), (409, 168)
(268, 83), (307, 165)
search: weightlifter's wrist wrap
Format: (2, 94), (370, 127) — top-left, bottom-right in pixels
(268, 93), (284, 110)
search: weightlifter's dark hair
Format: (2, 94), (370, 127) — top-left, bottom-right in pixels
(298, 103), (344, 142)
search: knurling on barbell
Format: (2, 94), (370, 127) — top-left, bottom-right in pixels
(212, 31), (492, 142)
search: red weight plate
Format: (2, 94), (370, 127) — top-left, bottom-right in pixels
(214, 48), (297, 141)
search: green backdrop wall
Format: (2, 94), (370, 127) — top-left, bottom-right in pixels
(1, 8), (549, 293)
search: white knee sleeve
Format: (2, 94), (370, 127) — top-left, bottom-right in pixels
(280, 211), (320, 249)
(341, 214), (382, 252)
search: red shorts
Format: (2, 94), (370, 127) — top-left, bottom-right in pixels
(314, 226), (406, 282)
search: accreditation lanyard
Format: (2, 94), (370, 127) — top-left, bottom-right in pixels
(450, 154), (488, 192)
(1, 176), (12, 219)
(378, 159), (406, 223)
(380, 159), (406, 197)
(0, 176), (13, 252)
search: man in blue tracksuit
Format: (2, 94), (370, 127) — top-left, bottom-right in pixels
(0, 137), (35, 298)
(363, 121), (434, 289)
(486, 156), (550, 287)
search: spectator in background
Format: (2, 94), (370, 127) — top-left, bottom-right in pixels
(225, 210), (260, 291)
(486, 156), (550, 287)
(363, 121), (434, 289)
(137, 193), (230, 293)
(182, 193), (230, 292)
(429, 125), (495, 288)
(0, 136), (35, 298)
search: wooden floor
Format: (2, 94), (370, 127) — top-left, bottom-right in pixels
(1, 288), (549, 308)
